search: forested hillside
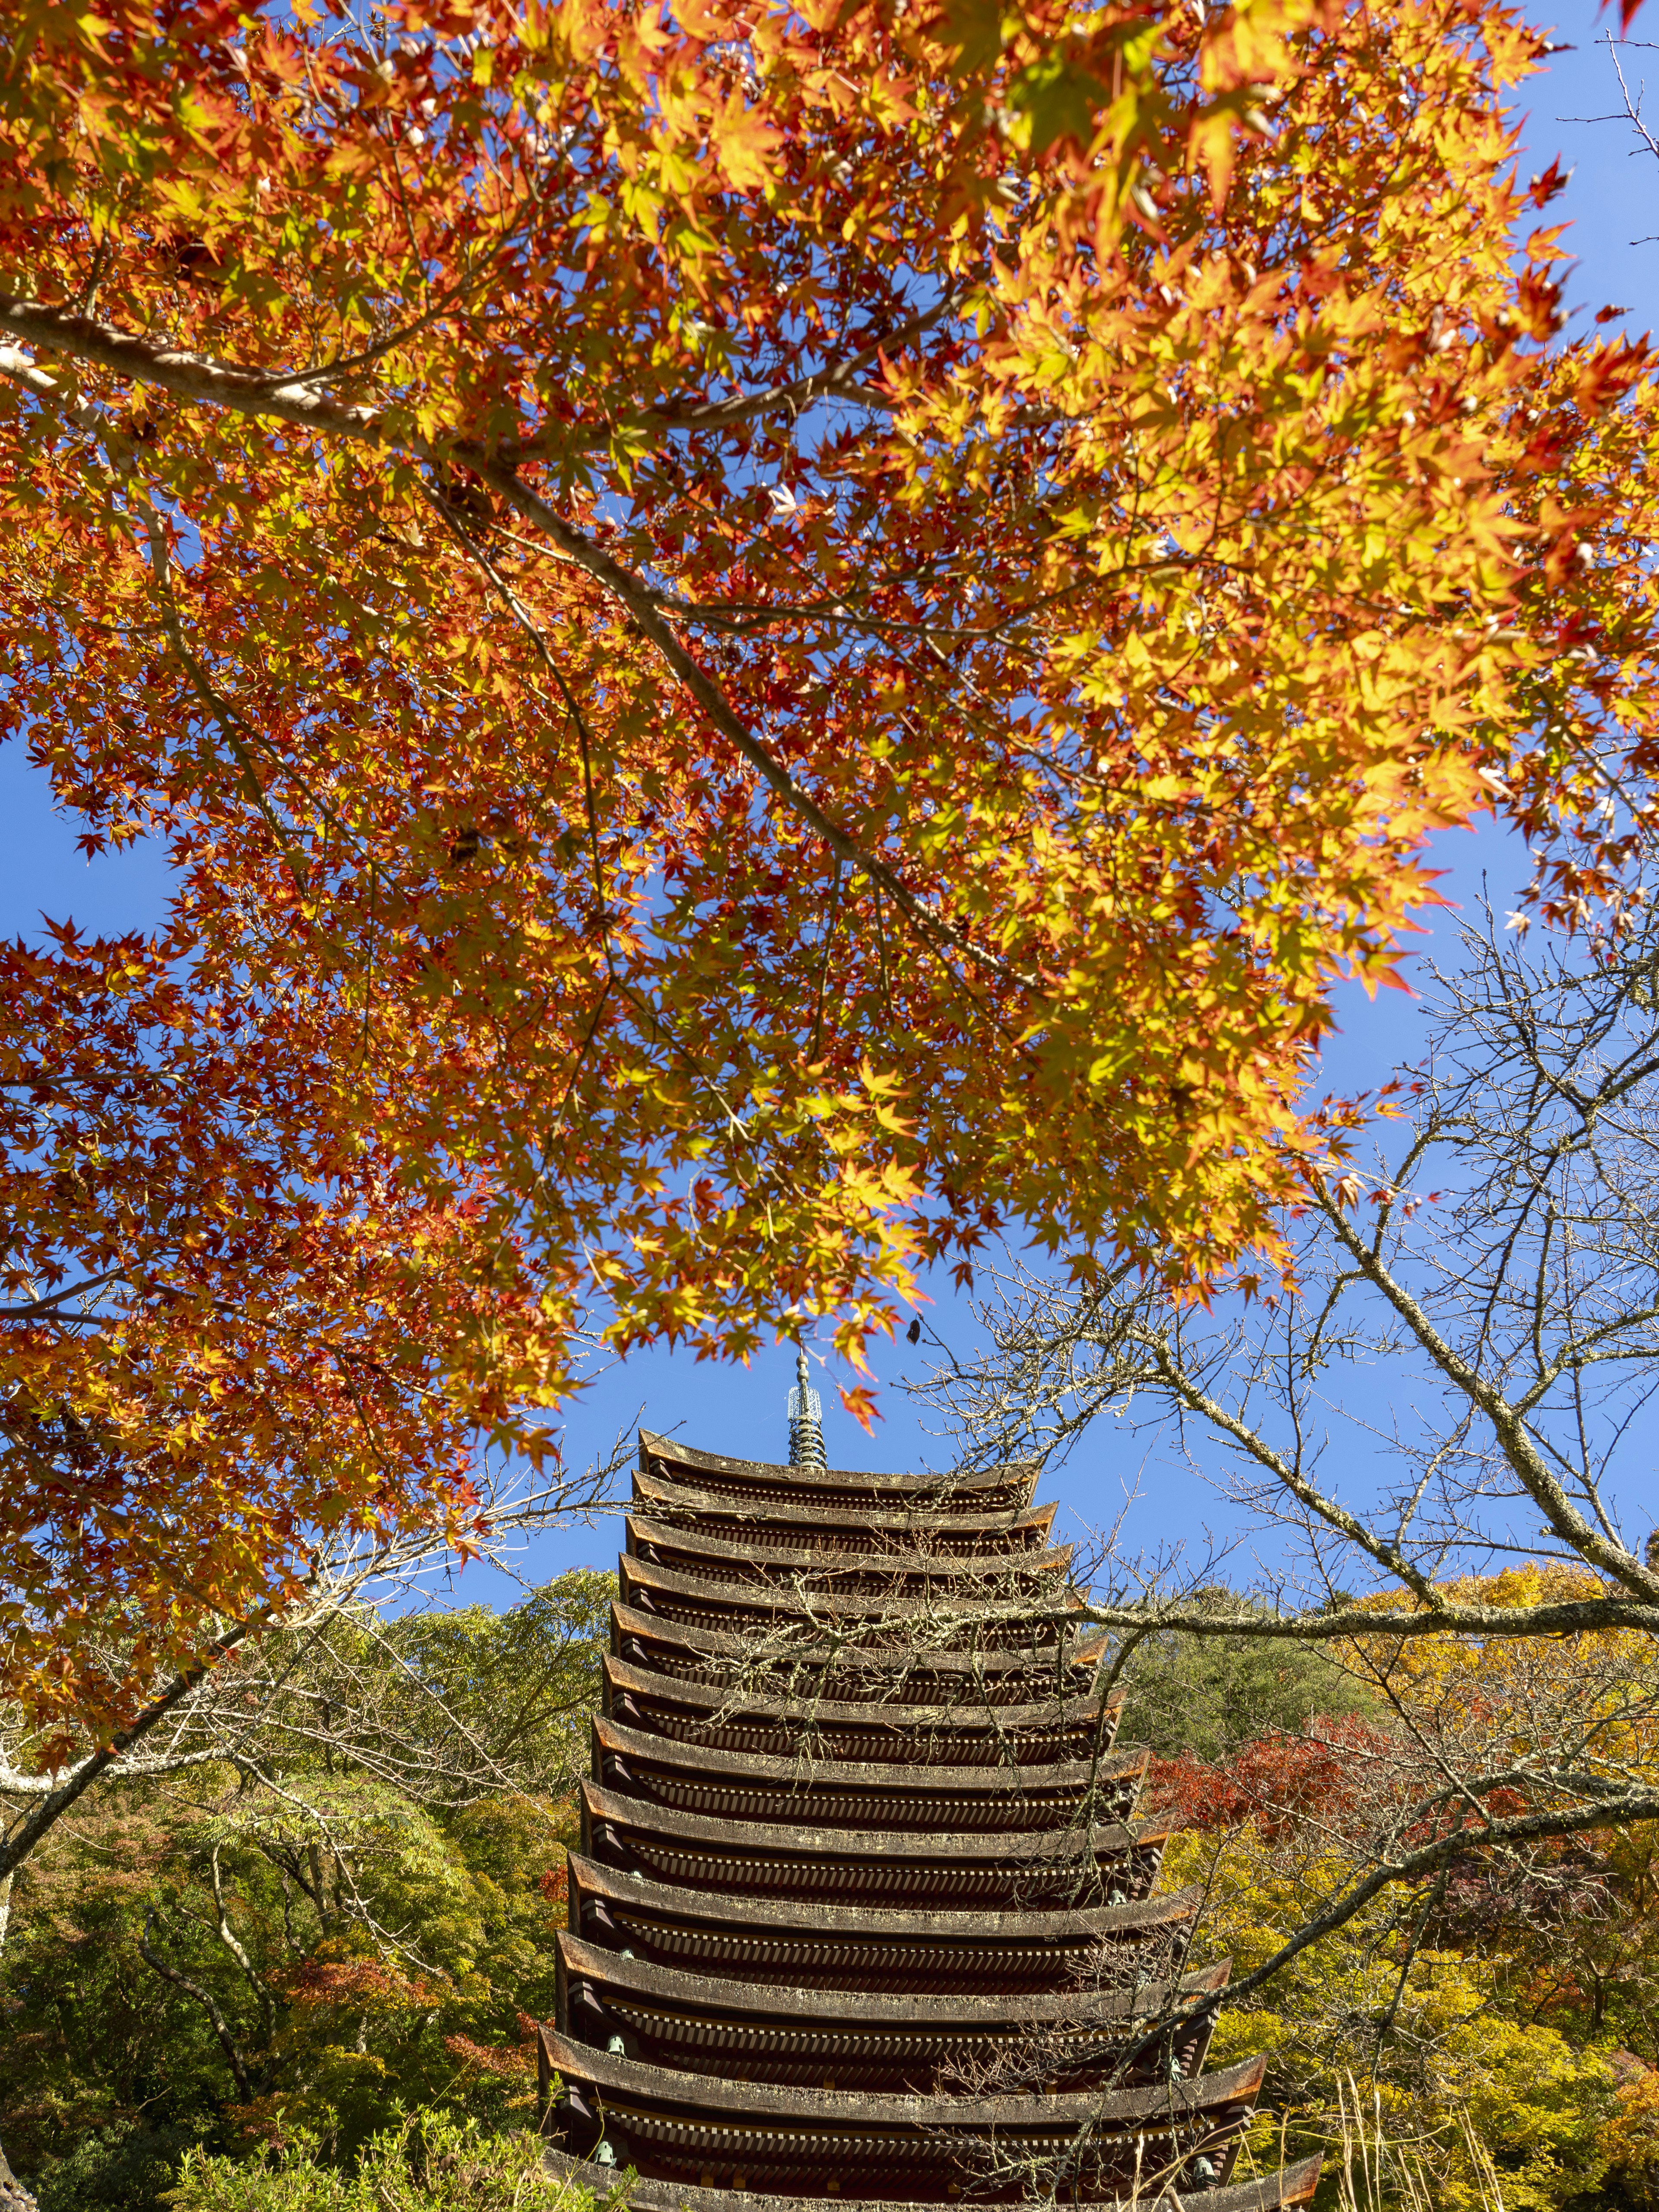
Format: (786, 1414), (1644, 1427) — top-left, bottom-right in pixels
(1125, 1582), (1659, 2212)
(0, 1574), (611, 2210)
(3, 1566), (1653, 2212)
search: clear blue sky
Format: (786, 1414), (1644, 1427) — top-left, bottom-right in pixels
(4, 13), (1654, 1589)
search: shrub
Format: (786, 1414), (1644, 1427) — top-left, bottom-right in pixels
(168, 2117), (590, 2212)
(34, 2123), (200, 2212)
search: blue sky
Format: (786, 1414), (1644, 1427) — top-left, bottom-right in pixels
(5, 12), (1656, 1591)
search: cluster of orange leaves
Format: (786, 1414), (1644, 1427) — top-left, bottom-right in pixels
(4, 0), (1659, 1731)
(278, 1948), (540, 2084)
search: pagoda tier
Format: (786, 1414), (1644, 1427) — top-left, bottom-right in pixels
(554, 1938), (1227, 2093)
(603, 1656), (1122, 1767)
(542, 2036), (1268, 2199)
(567, 1855), (1203, 1994)
(578, 1784), (1170, 1909)
(591, 1717), (1141, 1833)
(619, 1556), (1086, 1644)
(542, 1427), (1318, 2212)
(625, 1526), (1077, 1600)
(612, 1606), (1106, 1708)
(631, 1438), (1037, 1515)
(631, 1475), (1061, 1556)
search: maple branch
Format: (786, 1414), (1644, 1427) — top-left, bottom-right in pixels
(419, 487), (819, 1163)
(0, 301), (385, 436)
(506, 299), (950, 461)
(1, 1445), (624, 1894)
(0, 343), (138, 463)
(0, 296), (910, 449)
(0, 326), (364, 897)
(473, 458), (1015, 985)
(0, 1270), (126, 1319)
(0, 296), (1020, 992)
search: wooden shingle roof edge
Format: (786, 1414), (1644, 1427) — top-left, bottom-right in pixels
(554, 1931), (1230, 2028)
(631, 1471), (1060, 1545)
(592, 1713), (1145, 1800)
(540, 2029), (1267, 2132)
(620, 1555), (1087, 1627)
(627, 1516), (1076, 1584)
(568, 1853), (1203, 1944)
(579, 1777), (1173, 1867)
(603, 1653), (1119, 1735)
(639, 1433), (1038, 1509)
(611, 1604), (1109, 1677)
(536, 2143), (1323, 2212)
(579, 1770), (1168, 1875)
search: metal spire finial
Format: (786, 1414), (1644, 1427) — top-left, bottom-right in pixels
(787, 1345), (826, 1471)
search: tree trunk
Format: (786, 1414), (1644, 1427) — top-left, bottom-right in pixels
(0, 2141), (39, 2212)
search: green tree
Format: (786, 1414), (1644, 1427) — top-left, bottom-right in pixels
(1117, 1590), (1376, 1762)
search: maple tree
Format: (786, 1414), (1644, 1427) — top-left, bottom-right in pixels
(0, 929), (515, 1745)
(5, 0), (1659, 1726)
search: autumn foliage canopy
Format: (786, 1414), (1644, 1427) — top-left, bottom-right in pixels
(3, 0), (1659, 1726)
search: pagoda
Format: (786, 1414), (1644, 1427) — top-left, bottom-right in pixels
(539, 1356), (1318, 2212)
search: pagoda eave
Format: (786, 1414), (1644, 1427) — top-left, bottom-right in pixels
(593, 1712), (1143, 1803)
(632, 1471), (1061, 1549)
(556, 1932), (1230, 2034)
(604, 1651), (1116, 1741)
(639, 1433), (1038, 1514)
(611, 1603), (1108, 1692)
(626, 1514), (1077, 1590)
(581, 1777), (1166, 1868)
(620, 1556), (1088, 1637)
(536, 2147), (1324, 2212)
(541, 2029), (1268, 2133)
(568, 1853), (1202, 1961)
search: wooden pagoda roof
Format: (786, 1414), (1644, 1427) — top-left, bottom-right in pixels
(554, 1935), (1227, 2096)
(556, 1932), (1229, 2039)
(638, 1433), (1039, 1514)
(610, 1601), (1107, 1700)
(590, 1715), (1143, 1835)
(626, 1515), (1076, 1590)
(631, 1470), (1061, 1550)
(619, 1552), (1088, 1639)
(603, 1650), (1120, 1749)
(579, 1780), (1171, 1910)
